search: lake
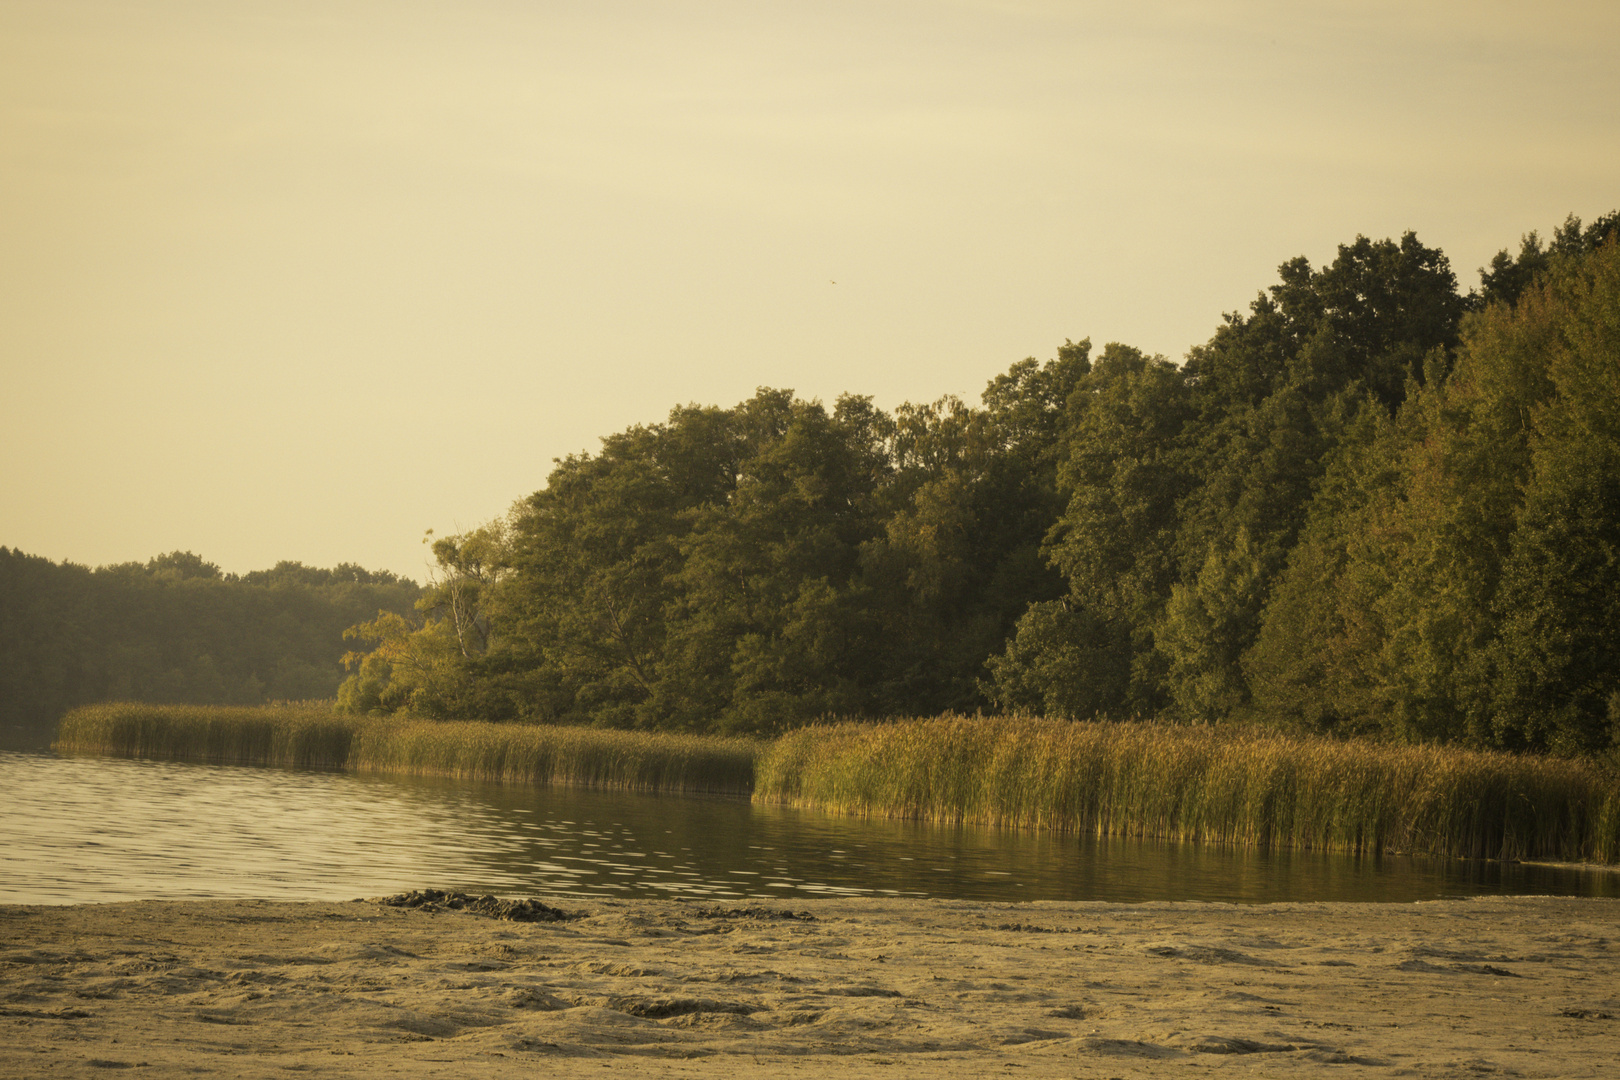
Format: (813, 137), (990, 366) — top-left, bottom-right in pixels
(3, 749), (1615, 906)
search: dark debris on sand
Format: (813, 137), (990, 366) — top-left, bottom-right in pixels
(689, 905), (816, 922)
(374, 889), (579, 922)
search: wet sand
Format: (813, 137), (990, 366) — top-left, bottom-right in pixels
(3, 894), (1617, 1078)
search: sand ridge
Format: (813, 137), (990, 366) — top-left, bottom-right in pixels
(2, 895), (1617, 1078)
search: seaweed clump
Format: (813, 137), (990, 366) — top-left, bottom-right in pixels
(376, 889), (579, 922)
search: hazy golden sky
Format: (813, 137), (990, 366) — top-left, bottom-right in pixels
(3, 0), (1617, 581)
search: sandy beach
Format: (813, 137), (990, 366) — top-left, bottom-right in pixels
(3, 893), (1617, 1078)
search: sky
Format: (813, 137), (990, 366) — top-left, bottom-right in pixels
(3, 0), (1617, 583)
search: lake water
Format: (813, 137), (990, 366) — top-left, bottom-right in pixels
(3, 750), (1616, 906)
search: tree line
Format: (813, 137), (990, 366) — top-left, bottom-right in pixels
(340, 213), (1619, 755)
(9, 213), (1612, 755)
(0, 549), (419, 740)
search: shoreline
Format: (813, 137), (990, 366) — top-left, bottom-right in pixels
(55, 704), (1620, 865)
(4, 895), (1618, 1078)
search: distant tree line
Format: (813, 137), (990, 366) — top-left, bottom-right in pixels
(0, 549), (419, 738)
(340, 213), (1619, 755)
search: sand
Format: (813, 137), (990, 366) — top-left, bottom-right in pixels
(2, 893), (1617, 1078)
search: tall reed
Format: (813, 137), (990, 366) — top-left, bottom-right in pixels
(57, 705), (1620, 862)
(55, 703), (757, 795)
(56, 701), (355, 769)
(346, 718), (757, 793)
(754, 715), (1620, 863)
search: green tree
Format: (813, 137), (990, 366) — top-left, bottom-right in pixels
(1491, 231), (1620, 751)
(658, 391), (892, 731)
(989, 343), (1194, 716)
(1162, 231), (1468, 721)
(858, 340), (1087, 714)
(1157, 527), (1266, 719)
(1241, 397), (1409, 734)
(1479, 211), (1620, 309)
(1247, 217), (1620, 751)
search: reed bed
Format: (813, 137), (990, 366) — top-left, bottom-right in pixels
(57, 705), (1620, 861)
(56, 701), (355, 770)
(54, 703), (758, 795)
(345, 718), (758, 794)
(753, 715), (1620, 863)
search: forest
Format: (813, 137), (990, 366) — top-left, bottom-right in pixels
(0, 550), (419, 742)
(10, 212), (1618, 758)
(336, 213), (1620, 756)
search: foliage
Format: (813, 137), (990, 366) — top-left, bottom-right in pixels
(0, 549), (419, 738)
(329, 212), (1620, 753)
(335, 519), (516, 720)
(347, 360), (1083, 733)
(989, 344), (1194, 717)
(1246, 216), (1620, 752)
(1489, 232), (1620, 752)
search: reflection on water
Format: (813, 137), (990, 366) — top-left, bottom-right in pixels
(3, 750), (1615, 906)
